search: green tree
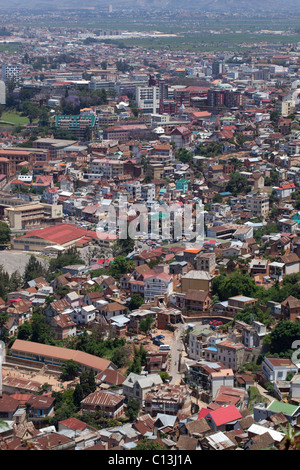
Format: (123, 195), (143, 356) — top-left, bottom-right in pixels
(211, 271), (258, 301)
(23, 255), (47, 284)
(135, 438), (167, 450)
(0, 312), (9, 342)
(73, 384), (84, 409)
(60, 359), (79, 381)
(0, 221), (11, 245)
(108, 256), (135, 280)
(125, 397), (140, 421)
(127, 294), (144, 311)
(139, 316), (154, 334)
(267, 321), (300, 356)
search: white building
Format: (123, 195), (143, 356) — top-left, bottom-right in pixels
(143, 272), (173, 302)
(2, 64), (20, 83)
(136, 86), (160, 114)
(0, 80), (5, 104)
(262, 357), (298, 383)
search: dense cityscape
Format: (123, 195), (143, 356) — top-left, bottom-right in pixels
(0, 0), (300, 454)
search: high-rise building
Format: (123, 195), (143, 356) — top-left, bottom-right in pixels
(2, 64), (20, 84)
(0, 80), (5, 104)
(136, 86), (160, 114)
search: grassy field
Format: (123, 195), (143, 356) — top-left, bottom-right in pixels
(0, 43), (23, 53)
(0, 111), (29, 126)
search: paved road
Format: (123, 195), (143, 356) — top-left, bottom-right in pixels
(169, 322), (186, 385)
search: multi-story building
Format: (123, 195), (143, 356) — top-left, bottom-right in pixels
(2, 64), (20, 83)
(4, 203), (63, 230)
(144, 384), (191, 417)
(143, 272), (173, 302)
(122, 372), (163, 405)
(140, 183), (155, 202)
(136, 86), (160, 114)
(195, 252), (216, 273)
(0, 80), (5, 104)
(216, 341), (245, 372)
(245, 193), (269, 219)
(89, 158), (124, 180)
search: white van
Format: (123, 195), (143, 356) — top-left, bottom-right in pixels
(159, 345), (170, 351)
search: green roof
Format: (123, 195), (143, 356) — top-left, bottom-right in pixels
(268, 400), (300, 416)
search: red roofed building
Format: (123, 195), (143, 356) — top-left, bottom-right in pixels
(81, 391), (125, 418)
(205, 405), (242, 432)
(58, 417), (97, 433)
(12, 223), (97, 251)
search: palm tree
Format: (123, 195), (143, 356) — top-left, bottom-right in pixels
(278, 423), (300, 450)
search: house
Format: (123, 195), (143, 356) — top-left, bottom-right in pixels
(122, 373), (163, 405)
(176, 435), (201, 451)
(58, 417), (97, 434)
(174, 289), (211, 314)
(26, 395), (55, 418)
(144, 384), (191, 418)
(65, 291), (83, 308)
(261, 357), (298, 383)
(49, 313), (77, 340)
(216, 341), (245, 372)
(143, 272), (173, 302)
(156, 308), (182, 330)
(186, 360), (234, 399)
(0, 394), (19, 421)
(10, 339), (116, 374)
(45, 298), (70, 319)
(145, 351), (169, 374)
(199, 431), (237, 450)
(281, 296), (300, 322)
(6, 299), (32, 326)
(226, 295), (258, 315)
(71, 305), (97, 325)
(97, 302), (127, 322)
(180, 270), (215, 293)
(180, 417), (211, 439)
(253, 401), (300, 425)
(279, 253), (300, 275)
(81, 391), (125, 418)
(27, 432), (76, 450)
(203, 404), (242, 432)
(244, 427), (281, 450)
(95, 369), (126, 389)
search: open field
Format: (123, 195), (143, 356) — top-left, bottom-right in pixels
(0, 250), (49, 276)
(0, 111), (30, 127)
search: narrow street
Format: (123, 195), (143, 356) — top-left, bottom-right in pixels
(168, 322), (187, 385)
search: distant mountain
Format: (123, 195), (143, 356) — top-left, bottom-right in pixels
(0, 0), (300, 11)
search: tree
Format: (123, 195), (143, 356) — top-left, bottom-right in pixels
(111, 346), (127, 368)
(0, 221), (11, 245)
(108, 256), (135, 280)
(30, 311), (54, 344)
(0, 312), (9, 342)
(135, 438), (166, 450)
(225, 171), (250, 196)
(125, 397), (140, 421)
(73, 384), (84, 409)
(211, 271), (258, 301)
(127, 294), (144, 311)
(278, 423), (300, 450)
(23, 255), (47, 284)
(175, 147), (194, 163)
(60, 359), (79, 381)
(267, 321), (300, 356)
(139, 316), (154, 334)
